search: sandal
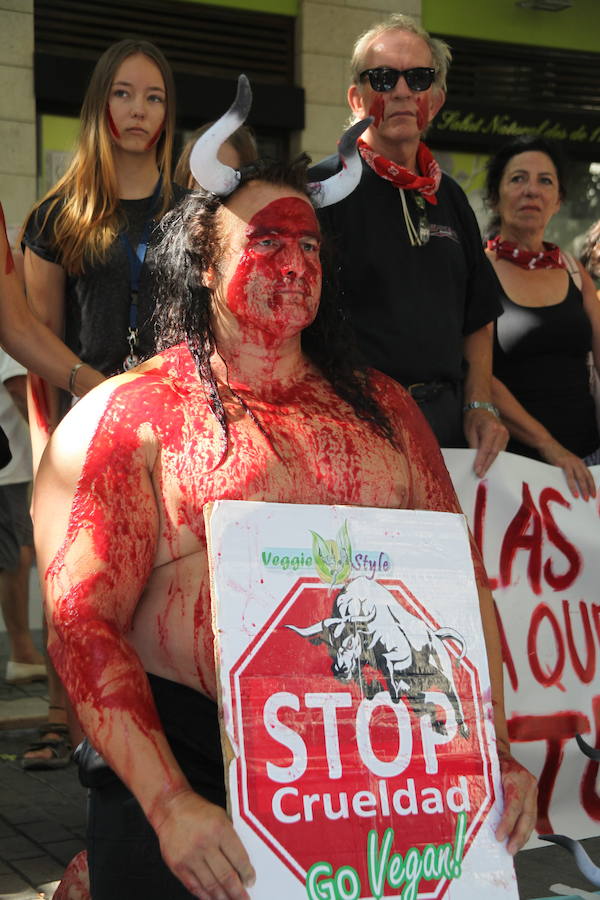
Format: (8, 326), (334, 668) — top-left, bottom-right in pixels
(21, 722), (73, 770)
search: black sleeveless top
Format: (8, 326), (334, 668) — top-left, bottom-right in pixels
(494, 274), (599, 460)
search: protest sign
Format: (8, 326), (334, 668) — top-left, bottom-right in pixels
(443, 449), (600, 842)
(206, 500), (517, 899)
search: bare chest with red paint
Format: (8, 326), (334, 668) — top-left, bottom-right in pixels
(153, 375), (410, 559)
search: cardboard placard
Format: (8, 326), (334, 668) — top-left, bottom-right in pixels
(207, 500), (518, 899)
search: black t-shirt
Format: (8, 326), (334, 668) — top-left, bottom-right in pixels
(494, 274), (599, 459)
(22, 184), (188, 377)
(311, 156), (503, 386)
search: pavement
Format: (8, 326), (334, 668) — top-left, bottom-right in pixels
(0, 631), (86, 900)
(0, 630), (599, 900)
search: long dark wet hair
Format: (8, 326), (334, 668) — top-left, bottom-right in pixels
(153, 156), (395, 453)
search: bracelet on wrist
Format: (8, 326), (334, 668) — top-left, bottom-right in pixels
(68, 362), (86, 396)
(463, 401), (500, 418)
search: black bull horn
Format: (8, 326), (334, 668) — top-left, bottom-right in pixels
(539, 834), (600, 887)
(576, 733), (600, 760)
(286, 609), (376, 640)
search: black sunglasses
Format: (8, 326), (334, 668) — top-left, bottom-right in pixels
(359, 66), (436, 93)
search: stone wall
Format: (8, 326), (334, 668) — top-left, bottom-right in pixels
(294, 0), (421, 164)
(0, 0), (35, 241)
(0, 0), (424, 230)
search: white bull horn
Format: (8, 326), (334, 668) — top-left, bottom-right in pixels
(309, 118), (372, 209)
(576, 733), (600, 760)
(286, 617), (345, 638)
(286, 622), (326, 638)
(540, 835), (600, 886)
(189, 74), (252, 196)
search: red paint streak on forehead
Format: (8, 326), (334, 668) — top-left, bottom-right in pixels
(245, 197), (319, 238)
(0, 204), (15, 275)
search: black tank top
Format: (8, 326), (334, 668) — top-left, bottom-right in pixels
(494, 274), (599, 460)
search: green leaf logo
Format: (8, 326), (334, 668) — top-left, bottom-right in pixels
(310, 522), (352, 585)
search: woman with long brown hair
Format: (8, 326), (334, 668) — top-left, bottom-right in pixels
(20, 37), (186, 769)
(23, 38), (182, 394)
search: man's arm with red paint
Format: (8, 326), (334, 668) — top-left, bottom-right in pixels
(398, 393), (537, 853)
(33, 381), (255, 899)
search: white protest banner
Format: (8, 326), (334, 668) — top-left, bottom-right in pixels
(443, 449), (600, 842)
(206, 500), (517, 899)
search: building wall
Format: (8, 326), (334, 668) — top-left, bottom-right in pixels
(0, 0), (35, 239)
(294, 0), (421, 164)
(422, 0), (600, 53)
(171, 0), (299, 14)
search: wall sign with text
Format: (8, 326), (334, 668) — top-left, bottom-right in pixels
(429, 107), (600, 159)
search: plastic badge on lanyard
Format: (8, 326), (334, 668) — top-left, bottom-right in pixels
(120, 175), (162, 371)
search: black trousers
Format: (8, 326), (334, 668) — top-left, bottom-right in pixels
(412, 380), (467, 449)
(82, 674), (226, 900)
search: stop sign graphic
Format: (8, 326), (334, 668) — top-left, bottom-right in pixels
(229, 575), (495, 899)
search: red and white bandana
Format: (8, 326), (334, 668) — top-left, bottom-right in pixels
(487, 236), (566, 270)
(358, 139), (442, 205)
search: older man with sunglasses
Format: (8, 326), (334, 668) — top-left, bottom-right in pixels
(311, 14), (508, 477)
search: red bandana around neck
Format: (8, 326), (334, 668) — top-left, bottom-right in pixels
(358, 139), (441, 205)
(487, 236), (566, 270)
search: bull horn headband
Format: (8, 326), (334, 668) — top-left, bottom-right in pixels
(189, 74), (371, 208)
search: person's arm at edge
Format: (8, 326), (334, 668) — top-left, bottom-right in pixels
(23, 248), (67, 471)
(4, 373), (28, 421)
(0, 210), (104, 396)
(579, 259), (600, 379)
(462, 323), (508, 478)
(492, 374), (596, 500)
(33, 382), (254, 898)
(398, 393), (537, 853)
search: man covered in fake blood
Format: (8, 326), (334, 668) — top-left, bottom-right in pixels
(310, 14), (508, 479)
(34, 83), (536, 900)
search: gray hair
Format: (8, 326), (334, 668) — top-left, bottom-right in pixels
(350, 14), (451, 94)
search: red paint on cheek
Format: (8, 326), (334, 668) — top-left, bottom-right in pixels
(0, 203), (15, 275)
(368, 94), (385, 128)
(227, 198), (321, 334)
(415, 96), (429, 132)
(145, 117), (165, 151)
(107, 106), (121, 139)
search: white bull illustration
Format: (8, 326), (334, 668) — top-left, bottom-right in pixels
(286, 576), (469, 739)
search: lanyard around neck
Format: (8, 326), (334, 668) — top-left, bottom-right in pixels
(119, 174), (163, 370)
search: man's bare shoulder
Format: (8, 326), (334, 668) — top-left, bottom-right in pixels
(367, 368), (412, 410)
(46, 346), (200, 472)
(366, 367), (442, 454)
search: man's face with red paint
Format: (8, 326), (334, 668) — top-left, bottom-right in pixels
(210, 183), (322, 345)
(107, 53), (166, 154)
(348, 30), (445, 158)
